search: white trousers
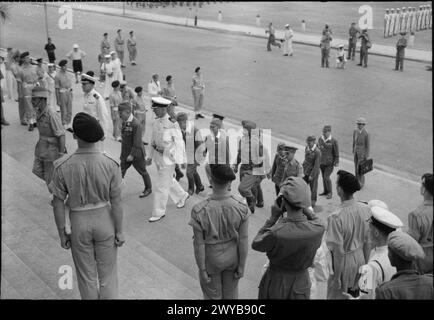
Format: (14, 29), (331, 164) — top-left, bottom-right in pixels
(152, 161), (187, 218)
(103, 76), (113, 99)
(283, 39), (293, 55)
(112, 70), (123, 83)
(5, 70), (17, 100)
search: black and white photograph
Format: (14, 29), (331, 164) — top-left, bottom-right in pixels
(0, 0), (432, 307)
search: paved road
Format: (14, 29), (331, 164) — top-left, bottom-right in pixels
(102, 1), (434, 51)
(1, 3), (432, 176)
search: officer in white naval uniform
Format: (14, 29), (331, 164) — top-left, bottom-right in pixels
(81, 72), (113, 149)
(146, 96), (190, 222)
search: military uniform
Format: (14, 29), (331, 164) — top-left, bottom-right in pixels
(348, 25), (360, 59)
(148, 97), (189, 222)
(352, 121), (370, 188)
(114, 33), (125, 66)
(17, 58), (38, 127)
(395, 34), (407, 71)
(384, 10), (391, 37)
(375, 231), (433, 299)
(270, 154), (286, 195)
(54, 65), (73, 126)
(120, 112), (152, 195)
(358, 31), (370, 67)
(376, 271), (433, 299)
(179, 115), (204, 194)
(320, 31), (333, 67)
(302, 141), (321, 207)
(189, 193), (249, 299)
(408, 199), (433, 274)
(49, 147), (122, 299)
(32, 87), (66, 185)
(252, 177), (325, 299)
(318, 132), (339, 198)
(235, 121), (269, 213)
(356, 206), (403, 299)
(82, 85), (112, 137)
(127, 34), (137, 65)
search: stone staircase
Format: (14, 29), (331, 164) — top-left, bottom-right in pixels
(1, 152), (203, 299)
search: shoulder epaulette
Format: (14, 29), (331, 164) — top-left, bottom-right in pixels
(102, 151), (120, 166)
(192, 199), (211, 213)
(230, 194), (248, 206)
(53, 153), (74, 169)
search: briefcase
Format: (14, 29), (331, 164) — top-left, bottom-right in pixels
(358, 159), (373, 175)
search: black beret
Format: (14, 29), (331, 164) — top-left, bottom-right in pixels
(337, 170), (361, 194)
(195, 66), (201, 73)
(210, 164), (236, 184)
(134, 86), (143, 93)
(72, 112), (104, 143)
(20, 51), (30, 59)
(111, 80), (120, 88)
(213, 113), (225, 121)
(58, 59), (68, 67)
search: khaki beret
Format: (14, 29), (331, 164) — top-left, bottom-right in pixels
(388, 231), (425, 262)
(278, 177), (311, 209)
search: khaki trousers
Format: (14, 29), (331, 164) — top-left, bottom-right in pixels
(69, 206), (118, 299)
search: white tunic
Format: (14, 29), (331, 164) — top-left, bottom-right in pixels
(148, 80), (162, 97)
(83, 88), (113, 136)
(111, 58), (123, 82)
(101, 61), (113, 98)
(358, 245), (396, 299)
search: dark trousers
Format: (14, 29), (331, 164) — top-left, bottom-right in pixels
(360, 48), (368, 66)
(274, 184), (280, 196)
(348, 41), (356, 60)
(267, 34), (280, 51)
(395, 54), (404, 71)
(303, 175), (318, 206)
(121, 158), (152, 190)
(186, 163), (203, 192)
(321, 48), (330, 67)
(253, 182), (264, 205)
(354, 153), (365, 188)
(238, 167), (264, 200)
(18, 97), (26, 123)
(320, 164), (334, 195)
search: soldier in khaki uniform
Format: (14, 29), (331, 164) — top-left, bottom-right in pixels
(234, 120), (270, 214)
(31, 86), (66, 186)
(352, 117), (370, 188)
(189, 164), (249, 299)
(49, 112), (125, 299)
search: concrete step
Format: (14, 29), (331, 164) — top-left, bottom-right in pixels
(1, 243), (57, 299)
(1, 276), (23, 299)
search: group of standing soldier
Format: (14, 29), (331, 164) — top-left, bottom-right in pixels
(384, 5), (432, 38)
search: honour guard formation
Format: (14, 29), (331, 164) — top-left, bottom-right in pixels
(0, 1), (432, 301)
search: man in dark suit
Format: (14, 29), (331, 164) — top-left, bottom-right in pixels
(395, 32), (407, 71)
(176, 112), (205, 195)
(118, 102), (152, 198)
(352, 117), (370, 188)
(302, 136), (321, 208)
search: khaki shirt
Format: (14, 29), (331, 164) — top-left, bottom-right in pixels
(49, 147), (122, 208)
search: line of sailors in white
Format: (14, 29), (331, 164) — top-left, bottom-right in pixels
(384, 5), (432, 38)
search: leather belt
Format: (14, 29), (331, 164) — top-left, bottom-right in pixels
(70, 201), (109, 212)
